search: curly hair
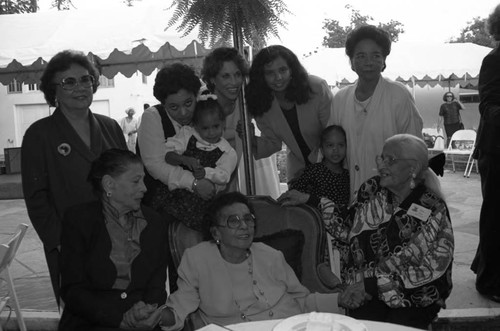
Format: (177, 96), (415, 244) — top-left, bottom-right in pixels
(39, 50), (100, 107)
(345, 25), (391, 71)
(192, 98), (226, 126)
(320, 125), (346, 147)
(245, 45), (312, 117)
(153, 63), (201, 105)
(204, 192), (255, 229)
(486, 4), (500, 41)
(201, 47), (249, 92)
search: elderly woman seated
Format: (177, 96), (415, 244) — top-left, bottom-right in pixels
(285, 134), (454, 330)
(59, 149), (168, 330)
(156, 192), (367, 330)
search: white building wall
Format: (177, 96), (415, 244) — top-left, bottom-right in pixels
(0, 71), (157, 155)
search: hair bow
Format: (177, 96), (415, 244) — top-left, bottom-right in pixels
(198, 93), (218, 101)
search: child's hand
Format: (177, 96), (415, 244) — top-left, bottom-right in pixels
(183, 157), (201, 171)
(236, 120), (255, 140)
(193, 167), (206, 179)
(277, 189), (310, 206)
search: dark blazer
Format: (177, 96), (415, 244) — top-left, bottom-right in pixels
(59, 201), (168, 330)
(476, 46), (500, 155)
(21, 108), (127, 251)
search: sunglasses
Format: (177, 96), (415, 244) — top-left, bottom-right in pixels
(54, 75), (95, 90)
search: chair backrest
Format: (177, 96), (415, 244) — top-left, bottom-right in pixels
(168, 196), (330, 293)
(447, 129), (476, 152)
(0, 224), (29, 272)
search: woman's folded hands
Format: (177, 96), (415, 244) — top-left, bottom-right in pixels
(338, 282), (372, 310)
(120, 301), (163, 330)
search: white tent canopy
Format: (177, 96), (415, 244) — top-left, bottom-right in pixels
(0, 5), (210, 85)
(302, 42), (492, 88)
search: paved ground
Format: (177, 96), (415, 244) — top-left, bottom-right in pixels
(1, 169), (500, 330)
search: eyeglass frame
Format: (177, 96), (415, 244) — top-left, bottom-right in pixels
(216, 213), (256, 229)
(376, 154), (417, 167)
(53, 74), (95, 91)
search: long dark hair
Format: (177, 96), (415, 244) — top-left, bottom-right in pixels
(245, 45), (312, 117)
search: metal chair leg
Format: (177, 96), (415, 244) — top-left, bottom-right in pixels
(3, 268), (27, 331)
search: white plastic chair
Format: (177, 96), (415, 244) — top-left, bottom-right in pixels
(0, 223), (28, 331)
(444, 130), (478, 177)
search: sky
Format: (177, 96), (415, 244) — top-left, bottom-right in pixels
(38, 0), (500, 56)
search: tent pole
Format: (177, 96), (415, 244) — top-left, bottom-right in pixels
(411, 76), (416, 100)
(232, 22), (255, 195)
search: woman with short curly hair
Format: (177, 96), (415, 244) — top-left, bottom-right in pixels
(22, 50), (127, 305)
(471, 3), (500, 303)
(328, 25), (423, 200)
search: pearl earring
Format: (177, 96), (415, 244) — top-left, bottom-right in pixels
(410, 173), (416, 190)
(106, 191), (112, 197)
(215, 239), (220, 245)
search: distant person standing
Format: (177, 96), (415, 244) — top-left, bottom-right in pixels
(471, 3), (500, 303)
(120, 107), (139, 152)
(438, 91), (465, 147)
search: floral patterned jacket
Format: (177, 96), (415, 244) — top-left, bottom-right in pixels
(321, 176), (454, 308)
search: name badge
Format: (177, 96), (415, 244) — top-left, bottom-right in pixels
(407, 203), (432, 221)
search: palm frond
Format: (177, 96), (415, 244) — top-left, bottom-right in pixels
(168, 0), (289, 47)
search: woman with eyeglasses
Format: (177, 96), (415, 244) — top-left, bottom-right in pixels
(285, 134), (453, 329)
(328, 25), (423, 200)
(154, 192), (366, 330)
(21, 50), (127, 305)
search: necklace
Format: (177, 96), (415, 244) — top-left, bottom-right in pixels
(354, 94), (373, 114)
(225, 250), (274, 321)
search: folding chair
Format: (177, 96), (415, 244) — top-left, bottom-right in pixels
(0, 223), (28, 331)
(444, 129), (478, 177)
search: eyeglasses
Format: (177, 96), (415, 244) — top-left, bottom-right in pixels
(376, 155), (416, 167)
(54, 75), (94, 90)
(218, 213), (256, 229)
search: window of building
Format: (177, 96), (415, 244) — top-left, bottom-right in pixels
(99, 76), (115, 88)
(27, 83), (40, 91)
(7, 79), (23, 93)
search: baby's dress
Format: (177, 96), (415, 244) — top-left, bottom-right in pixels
(160, 135), (223, 233)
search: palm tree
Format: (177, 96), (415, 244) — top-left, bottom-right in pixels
(168, 0), (289, 194)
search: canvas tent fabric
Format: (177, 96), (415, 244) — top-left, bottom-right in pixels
(0, 5), (210, 85)
(301, 42), (493, 88)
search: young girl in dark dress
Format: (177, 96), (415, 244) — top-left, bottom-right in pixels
(160, 96), (237, 233)
(279, 125), (350, 210)
(278, 125), (350, 282)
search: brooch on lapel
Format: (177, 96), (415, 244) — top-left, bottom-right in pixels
(57, 143), (71, 156)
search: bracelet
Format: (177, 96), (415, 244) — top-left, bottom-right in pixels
(192, 178), (198, 192)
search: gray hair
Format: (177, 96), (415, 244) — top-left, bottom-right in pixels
(385, 134), (444, 200)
